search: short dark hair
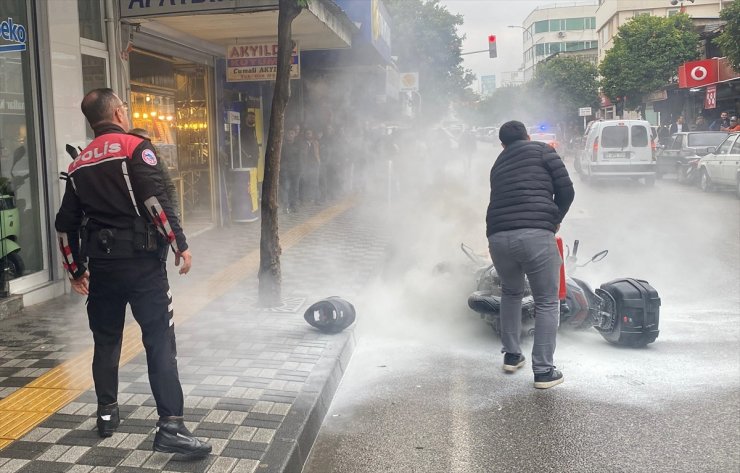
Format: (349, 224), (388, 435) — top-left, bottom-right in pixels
(81, 88), (119, 126)
(499, 121), (528, 146)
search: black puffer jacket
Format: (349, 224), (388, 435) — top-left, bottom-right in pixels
(486, 140), (574, 237)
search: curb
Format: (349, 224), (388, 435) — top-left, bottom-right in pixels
(258, 328), (357, 473)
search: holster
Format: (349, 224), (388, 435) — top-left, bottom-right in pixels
(85, 218), (161, 259)
(133, 217), (159, 252)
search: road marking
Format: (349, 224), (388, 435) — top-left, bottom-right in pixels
(449, 365), (473, 472)
(0, 198), (355, 449)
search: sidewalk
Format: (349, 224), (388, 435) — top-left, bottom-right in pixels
(0, 198), (388, 473)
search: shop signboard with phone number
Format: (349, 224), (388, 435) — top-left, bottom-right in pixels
(226, 42), (300, 82)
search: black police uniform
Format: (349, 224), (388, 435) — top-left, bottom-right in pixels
(55, 124), (187, 419)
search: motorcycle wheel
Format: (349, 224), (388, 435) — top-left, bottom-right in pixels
(2, 252), (25, 279)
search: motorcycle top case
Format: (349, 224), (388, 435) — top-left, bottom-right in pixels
(600, 278), (660, 346)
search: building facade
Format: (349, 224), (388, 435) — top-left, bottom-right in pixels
(519, 1), (599, 81)
(596, 0), (728, 61)
(0, 0), (385, 308)
(500, 71), (526, 88)
(480, 75), (496, 97)
(595, 0), (729, 123)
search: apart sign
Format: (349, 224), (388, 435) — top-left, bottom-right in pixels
(578, 107), (592, 117)
(226, 42), (300, 82)
(704, 85), (716, 110)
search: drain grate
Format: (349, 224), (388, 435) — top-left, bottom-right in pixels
(261, 297), (307, 313)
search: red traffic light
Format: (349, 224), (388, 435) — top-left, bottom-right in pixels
(488, 34), (497, 58)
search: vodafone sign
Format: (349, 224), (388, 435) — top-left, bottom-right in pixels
(678, 59), (719, 88)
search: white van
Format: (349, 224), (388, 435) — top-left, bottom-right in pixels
(576, 119), (656, 185)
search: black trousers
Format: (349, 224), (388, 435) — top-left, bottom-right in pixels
(87, 257), (183, 418)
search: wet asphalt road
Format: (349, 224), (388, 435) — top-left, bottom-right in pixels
(303, 145), (740, 473)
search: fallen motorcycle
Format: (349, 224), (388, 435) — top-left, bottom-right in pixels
(465, 240), (660, 348)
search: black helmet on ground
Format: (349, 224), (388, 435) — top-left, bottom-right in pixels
(303, 296), (356, 333)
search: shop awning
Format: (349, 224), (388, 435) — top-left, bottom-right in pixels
(121, 0), (354, 56)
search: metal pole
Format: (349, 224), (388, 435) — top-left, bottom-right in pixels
(508, 25), (534, 76)
(387, 160), (393, 206)
(349, 162), (354, 192)
(460, 49), (489, 56)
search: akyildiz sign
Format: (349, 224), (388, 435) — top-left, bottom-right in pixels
(120, 0), (278, 18)
(226, 42), (300, 82)
(0, 17), (27, 53)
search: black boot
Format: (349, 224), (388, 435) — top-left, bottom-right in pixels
(96, 402), (120, 438)
(153, 417), (212, 460)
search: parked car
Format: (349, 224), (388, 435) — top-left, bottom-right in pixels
(530, 132), (561, 153)
(697, 133), (740, 197)
(575, 119), (656, 185)
(655, 131), (730, 181)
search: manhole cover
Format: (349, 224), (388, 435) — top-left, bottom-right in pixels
(262, 297), (307, 313)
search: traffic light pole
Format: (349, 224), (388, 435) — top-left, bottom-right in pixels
(460, 49), (489, 56)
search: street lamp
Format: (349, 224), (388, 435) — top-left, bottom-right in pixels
(508, 25), (534, 43)
(508, 25), (536, 80)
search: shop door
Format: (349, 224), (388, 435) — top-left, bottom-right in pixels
(129, 50), (213, 226)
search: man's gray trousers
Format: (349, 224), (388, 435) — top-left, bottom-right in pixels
(488, 228), (561, 374)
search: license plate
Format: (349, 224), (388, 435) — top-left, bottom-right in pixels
(605, 152), (627, 159)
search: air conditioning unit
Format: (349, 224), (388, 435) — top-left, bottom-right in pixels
(558, 31), (566, 38)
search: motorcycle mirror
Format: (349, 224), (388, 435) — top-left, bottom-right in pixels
(591, 250), (608, 263)
(461, 243), (483, 265)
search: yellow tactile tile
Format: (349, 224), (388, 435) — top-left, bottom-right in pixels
(0, 410), (50, 439)
(0, 388), (83, 413)
(0, 198), (355, 450)
(26, 358), (91, 390)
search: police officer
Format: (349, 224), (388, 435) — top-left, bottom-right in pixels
(55, 88), (211, 460)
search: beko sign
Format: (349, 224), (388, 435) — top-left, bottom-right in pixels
(121, 0), (278, 18)
(0, 17), (27, 53)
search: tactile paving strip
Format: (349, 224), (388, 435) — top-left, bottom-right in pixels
(0, 198), (355, 449)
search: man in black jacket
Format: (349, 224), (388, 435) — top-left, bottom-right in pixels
(486, 120), (574, 389)
(55, 88), (210, 459)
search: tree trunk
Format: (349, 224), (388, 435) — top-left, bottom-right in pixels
(258, 0), (302, 307)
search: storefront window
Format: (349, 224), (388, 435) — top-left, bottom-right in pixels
(81, 54), (108, 139)
(78, 0), (105, 43)
(129, 51), (213, 224)
(0, 1), (44, 280)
